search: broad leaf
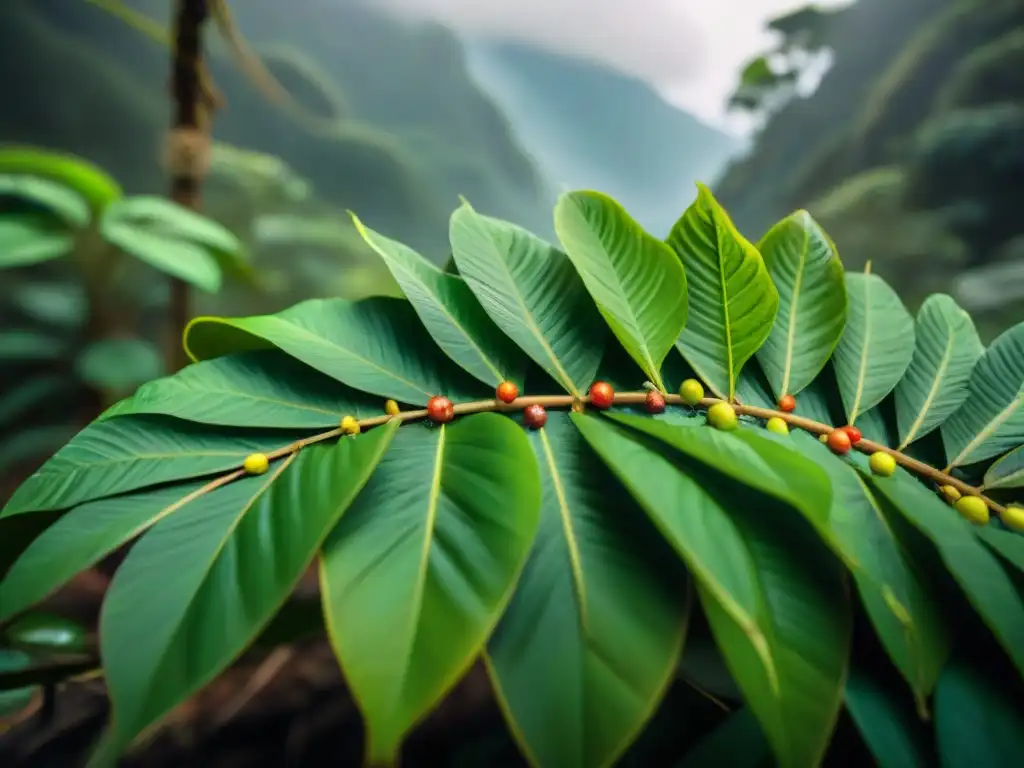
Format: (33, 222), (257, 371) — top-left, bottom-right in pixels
(486, 412), (687, 768)
(0, 481), (207, 622)
(353, 214), (525, 387)
(894, 294), (983, 449)
(942, 321), (1024, 469)
(320, 414), (541, 763)
(449, 203), (605, 396)
(99, 422), (396, 753)
(0, 174), (90, 227)
(0, 146), (122, 213)
(0, 216), (74, 268)
(755, 210), (847, 399)
(831, 272), (915, 423)
(573, 414), (850, 768)
(101, 220), (222, 292)
(184, 297), (487, 406)
(844, 665), (933, 768)
(1, 417), (299, 517)
(983, 445), (1024, 490)
(860, 463), (1024, 677)
(102, 350), (376, 428)
(666, 182), (779, 401)
(554, 190), (687, 391)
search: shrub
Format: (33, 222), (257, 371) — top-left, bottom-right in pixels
(2, 184), (1024, 766)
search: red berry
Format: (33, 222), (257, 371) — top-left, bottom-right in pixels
(523, 404), (547, 429)
(826, 429), (852, 454)
(427, 395), (455, 424)
(778, 394), (796, 413)
(589, 381), (615, 409)
(645, 390), (666, 413)
(841, 425), (863, 444)
(496, 380), (519, 404)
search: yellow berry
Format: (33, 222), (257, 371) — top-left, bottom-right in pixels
(869, 451), (896, 477)
(707, 402), (738, 431)
(341, 415), (361, 435)
(243, 453), (269, 475)
(1003, 505), (1024, 532)
(765, 417), (789, 435)
(384, 399), (400, 416)
(679, 378), (705, 406)
(939, 484), (961, 503)
(819, 433), (829, 443)
(954, 495), (989, 526)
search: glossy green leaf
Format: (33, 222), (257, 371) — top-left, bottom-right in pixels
(184, 297), (486, 406)
(553, 190), (687, 391)
(0, 481), (206, 622)
(99, 422), (396, 755)
(101, 350), (375, 428)
(573, 414), (850, 768)
(0, 216), (74, 268)
(860, 463), (1024, 677)
(353, 214), (525, 387)
(1, 417), (298, 517)
(942, 321), (1024, 469)
(486, 412), (687, 768)
(5, 612), (87, 653)
(983, 445), (1024, 489)
(934, 657), (1024, 767)
(844, 665), (933, 768)
(0, 174), (90, 227)
(755, 210), (847, 399)
(76, 337), (163, 393)
(101, 219), (222, 292)
(790, 432), (949, 707)
(831, 272), (915, 423)
(0, 146), (122, 213)
(320, 414), (541, 764)
(894, 294), (983, 449)
(666, 182), (779, 401)
(974, 525), (1024, 575)
(448, 202), (605, 396)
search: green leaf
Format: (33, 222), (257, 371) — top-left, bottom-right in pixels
(12, 281), (87, 328)
(0, 649), (38, 720)
(100, 422), (397, 754)
(1, 417), (299, 517)
(101, 350), (375, 428)
(755, 210), (847, 399)
(352, 214), (525, 387)
(320, 414), (541, 764)
(934, 657), (1024, 767)
(0, 426), (77, 476)
(0, 481), (207, 622)
(0, 146), (122, 213)
(5, 612), (87, 654)
(942, 322), (1024, 469)
(844, 665), (933, 768)
(553, 190), (687, 391)
(448, 203), (605, 396)
(894, 294), (983, 449)
(790, 432), (949, 708)
(0, 174), (91, 228)
(859, 463), (1024, 677)
(184, 297), (487, 406)
(573, 414), (850, 768)
(101, 220), (222, 292)
(983, 445), (1024, 489)
(0, 216), (74, 268)
(974, 525), (1024, 575)
(0, 329), (64, 362)
(102, 196), (242, 257)
(75, 338), (163, 394)
(831, 272), (915, 424)
(486, 412), (688, 768)
(666, 182), (779, 401)
(677, 708), (772, 768)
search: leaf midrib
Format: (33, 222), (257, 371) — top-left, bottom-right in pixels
(947, 392), (1024, 469)
(849, 277), (873, 422)
(780, 226), (810, 396)
(899, 322), (955, 449)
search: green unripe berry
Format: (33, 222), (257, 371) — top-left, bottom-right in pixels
(679, 378), (704, 406)
(954, 495), (989, 526)
(869, 451), (896, 477)
(707, 402), (738, 431)
(765, 417), (789, 436)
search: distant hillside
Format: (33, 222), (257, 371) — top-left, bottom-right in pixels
(465, 41), (740, 237)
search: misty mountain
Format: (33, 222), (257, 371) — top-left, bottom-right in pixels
(465, 40), (741, 236)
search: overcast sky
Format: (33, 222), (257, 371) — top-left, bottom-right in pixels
(372, 0), (849, 133)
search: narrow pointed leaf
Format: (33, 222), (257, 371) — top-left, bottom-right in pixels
(894, 294), (983, 449)
(573, 414), (850, 768)
(983, 444), (1024, 489)
(755, 210), (847, 399)
(831, 272), (915, 423)
(666, 182), (779, 400)
(101, 350), (376, 428)
(486, 412), (688, 768)
(103, 222), (223, 293)
(353, 214), (526, 387)
(942, 321), (1024, 469)
(320, 414), (541, 764)
(184, 297), (487, 405)
(859, 463), (1024, 677)
(1, 417), (298, 517)
(0, 481), (207, 622)
(554, 190), (687, 390)
(0, 174), (91, 227)
(448, 204), (605, 396)
(101, 422), (397, 754)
